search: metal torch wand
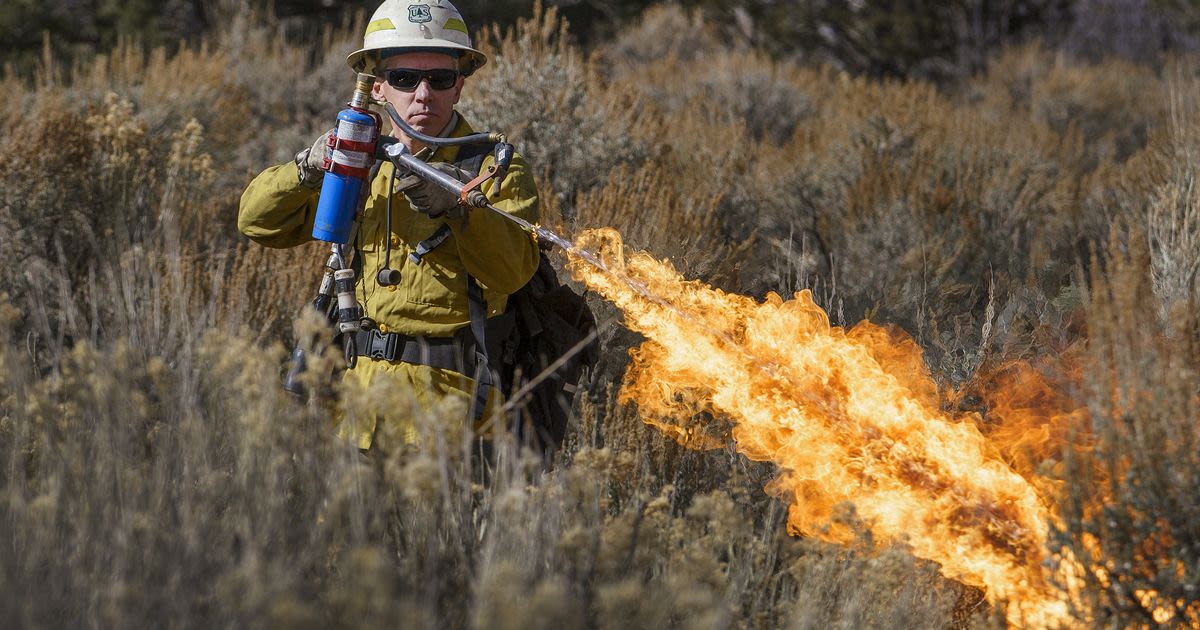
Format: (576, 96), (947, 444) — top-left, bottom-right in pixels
(377, 103), (599, 266)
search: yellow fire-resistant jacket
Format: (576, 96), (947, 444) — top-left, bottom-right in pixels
(238, 113), (539, 448)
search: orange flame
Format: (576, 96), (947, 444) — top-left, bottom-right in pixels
(569, 228), (1088, 627)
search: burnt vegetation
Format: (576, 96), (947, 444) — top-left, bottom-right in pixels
(2, 1), (1199, 628)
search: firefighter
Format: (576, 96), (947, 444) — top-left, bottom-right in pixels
(238, 0), (539, 449)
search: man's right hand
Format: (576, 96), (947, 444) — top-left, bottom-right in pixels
(295, 130), (332, 188)
(395, 162), (470, 218)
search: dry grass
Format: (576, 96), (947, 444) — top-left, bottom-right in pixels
(1, 2), (1197, 628)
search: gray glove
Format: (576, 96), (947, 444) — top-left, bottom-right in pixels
(396, 162), (470, 218)
(295, 130), (332, 188)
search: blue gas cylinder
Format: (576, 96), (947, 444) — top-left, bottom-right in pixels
(312, 107), (378, 244)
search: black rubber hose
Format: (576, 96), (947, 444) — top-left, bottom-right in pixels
(384, 166), (394, 270)
(382, 102), (500, 147)
(375, 166), (401, 286)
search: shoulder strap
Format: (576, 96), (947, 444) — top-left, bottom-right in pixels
(466, 276), (493, 420)
(452, 141), (495, 177)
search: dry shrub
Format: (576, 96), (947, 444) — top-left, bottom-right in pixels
(1053, 225), (1200, 626)
(569, 163), (752, 287)
(460, 4), (651, 209)
(627, 49), (816, 145)
(806, 78), (1085, 379)
(1144, 79), (1200, 316)
(1046, 76), (1200, 626)
(0, 13), (363, 356)
(598, 4), (726, 68)
(0, 325), (338, 628)
(0, 87), (313, 362)
(785, 528), (969, 630)
(975, 44), (1167, 165)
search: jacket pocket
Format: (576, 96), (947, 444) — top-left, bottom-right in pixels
(405, 254), (466, 310)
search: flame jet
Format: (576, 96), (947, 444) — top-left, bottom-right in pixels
(568, 228), (1081, 628)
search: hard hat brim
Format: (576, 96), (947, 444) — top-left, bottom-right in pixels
(347, 40), (487, 77)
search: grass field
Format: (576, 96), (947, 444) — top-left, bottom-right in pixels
(2, 4), (1198, 628)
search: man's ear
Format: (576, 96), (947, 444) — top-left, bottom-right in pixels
(451, 76), (464, 105)
(372, 78), (387, 101)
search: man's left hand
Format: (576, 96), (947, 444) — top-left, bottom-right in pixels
(396, 162), (470, 218)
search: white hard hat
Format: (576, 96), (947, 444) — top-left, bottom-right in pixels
(347, 0), (487, 76)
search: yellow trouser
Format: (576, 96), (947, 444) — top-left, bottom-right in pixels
(337, 358), (499, 450)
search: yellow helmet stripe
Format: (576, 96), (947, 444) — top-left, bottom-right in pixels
(442, 18), (468, 35)
(365, 18), (396, 35)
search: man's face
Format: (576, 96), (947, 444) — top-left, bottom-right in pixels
(372, 51), (465, 140)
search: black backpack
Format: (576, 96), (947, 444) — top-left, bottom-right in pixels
(495, 250), (599, 454)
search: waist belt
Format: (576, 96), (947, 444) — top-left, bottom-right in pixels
(352, 328), (471, 375)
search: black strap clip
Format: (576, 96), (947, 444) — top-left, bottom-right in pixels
(410, 223), (454, 265)
(365, 329), (397, 361)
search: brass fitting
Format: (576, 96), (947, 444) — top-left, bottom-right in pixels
(350, 73), (375, 109)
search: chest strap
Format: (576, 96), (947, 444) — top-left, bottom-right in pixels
(410, 223), (453, 265)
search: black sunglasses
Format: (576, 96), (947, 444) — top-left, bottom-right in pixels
(383, 68), (459, 92)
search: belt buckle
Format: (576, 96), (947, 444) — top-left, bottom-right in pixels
(368, 329), (388, 360)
